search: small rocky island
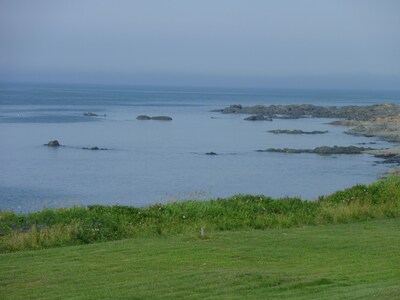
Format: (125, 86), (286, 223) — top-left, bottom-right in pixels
(44, 140), (61, 147)
(205, 152), (218, 155)
(137, 115), (173, 121)
(268, 129), (328, 134)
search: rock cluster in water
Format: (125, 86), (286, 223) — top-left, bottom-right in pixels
(44, 140), (108, 151)
(137, 115), (173, 121)
(81, 147), (108, 151)
(214, 103), (400, 121)
(258, 146), (373, 155)
(83, 112), (106, 117)
(268, 129), (328, 134)
(84, 112), (98, 117)
(345, 125), (400, 143)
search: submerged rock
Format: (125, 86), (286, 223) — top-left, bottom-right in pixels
(268, 129), (328, 134)
(81, 146), (108, 151)
(44, 140), (61, 147)
(83, 112), (98, 117)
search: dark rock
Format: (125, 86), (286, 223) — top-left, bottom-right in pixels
(151, 116), (173, 121)
(44, 140), (61, 147)
(268, 129), (328, 134)
(244, 115), (272, 121)
(205, 152), (218, 155)
(82, 146), (107, 151)
(137, 115), (151, 120)
(260, 145), (373, 155)
(84, 112), (98, 117)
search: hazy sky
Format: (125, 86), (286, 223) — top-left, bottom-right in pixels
(0, 0), (399, 88)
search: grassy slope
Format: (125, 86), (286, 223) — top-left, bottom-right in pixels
(1, 218), (400, 299)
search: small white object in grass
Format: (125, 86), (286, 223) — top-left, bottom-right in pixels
(201, 227), (205, 238)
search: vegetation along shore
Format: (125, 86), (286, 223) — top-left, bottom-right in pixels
(1, 176), (400, 299)
(1, 175), (400, 253)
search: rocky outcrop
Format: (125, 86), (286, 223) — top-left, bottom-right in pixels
(364, 147), (400, 165)
(258, 145), (373, 155)
(44, 140), (61, 147)
(137, 115), (151, 120)
(268, 129), (328, 134)
(244, 115), (272, 121)
(345, 125), (400, 143)
(137, 115), (173, 121)
(216, 103), (400, 121)
(212, 104), (242, 113)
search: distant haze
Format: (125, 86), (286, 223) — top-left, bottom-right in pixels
(0, 0), (399, 89)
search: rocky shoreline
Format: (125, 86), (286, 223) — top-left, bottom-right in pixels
(213, 103), (400, 121)
(258, 146), (372, 155)
(214, 103), (400, 170)
(215, 103), (400, 143)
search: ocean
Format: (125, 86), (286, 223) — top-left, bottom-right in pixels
(1, 83), (399, 212)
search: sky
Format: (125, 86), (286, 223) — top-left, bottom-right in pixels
(0, 0), (399, 89)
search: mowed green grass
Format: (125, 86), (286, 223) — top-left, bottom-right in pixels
(1, 218), (399, 299)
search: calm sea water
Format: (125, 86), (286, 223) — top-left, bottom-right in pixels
(1, 83), (399, 212)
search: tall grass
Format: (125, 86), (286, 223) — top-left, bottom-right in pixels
(1, 176), (400, 252)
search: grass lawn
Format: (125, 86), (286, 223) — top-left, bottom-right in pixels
(1, 218), (399, 299)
